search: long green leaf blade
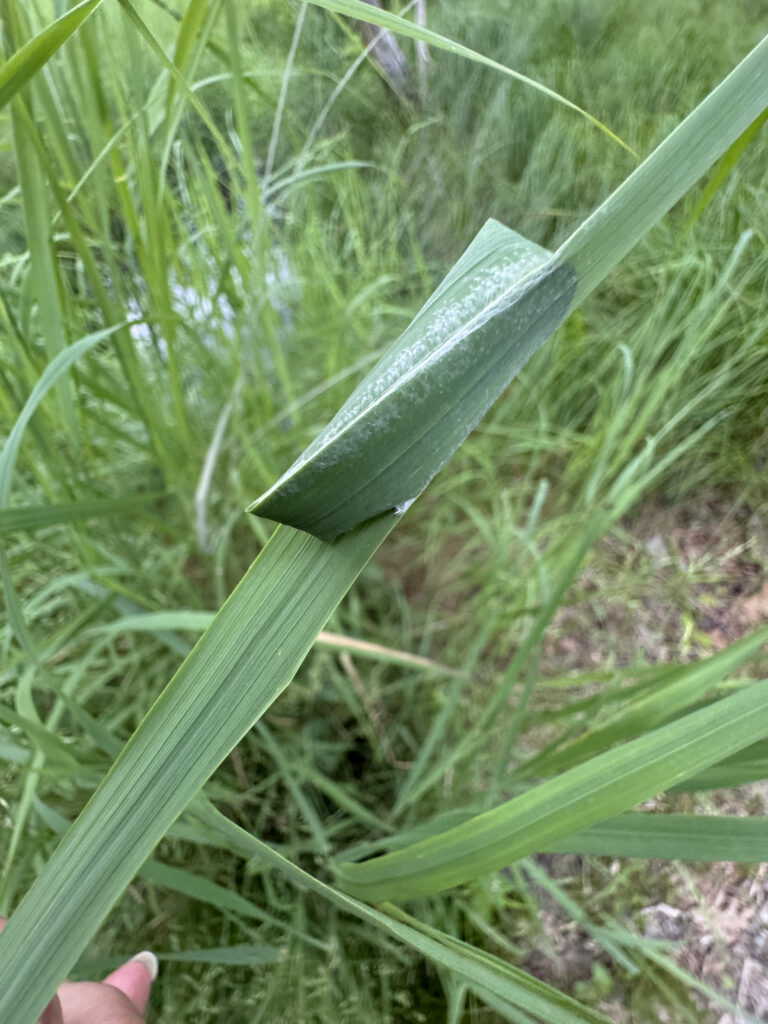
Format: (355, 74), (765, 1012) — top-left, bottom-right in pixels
(518, 626), (768, 779)
(192, 805), (611, 1024)
(0, 518), (394, 1023)
(304, 0), (630, 151)
(0, 0), (105, 109)
(335, 681), (768, 902)
(546, 812), (768, 863)
(557, 34), (768, 302)
(0, 493), (164, 536)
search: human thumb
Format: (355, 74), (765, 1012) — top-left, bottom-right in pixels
(55, 951), (157, 1023)
(103, 951), (158, 1014)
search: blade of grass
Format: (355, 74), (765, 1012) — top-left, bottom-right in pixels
(0, 514), (395, 1022)
(556, 36), (768, 302)
(335, 680), (768, 901)
(683, 106), (768, 232)
(545, 812), (768, 862)
(186, 803), (612, 1024)
(517, 626), (768, 779)
(0, 493), (165, 537)
(0, 0), (105, 110)
(9, 97), (76, 438)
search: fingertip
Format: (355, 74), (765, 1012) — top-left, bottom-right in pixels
(103, 952), (157, 1013)
(128, 951), (159, 982)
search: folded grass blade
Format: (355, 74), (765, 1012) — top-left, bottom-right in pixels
(251, 223), (577, 538)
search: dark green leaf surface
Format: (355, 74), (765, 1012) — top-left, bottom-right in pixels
(251, 224), (576, 539)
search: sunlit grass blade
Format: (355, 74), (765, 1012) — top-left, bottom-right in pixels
(335, 681), (768, 901)
(0, 0), (105, 110)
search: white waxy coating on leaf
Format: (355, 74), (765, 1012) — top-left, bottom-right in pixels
(250, 220), (576, 539)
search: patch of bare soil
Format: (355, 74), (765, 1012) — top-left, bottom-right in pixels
(534, 494), (768, 1022)
(640, 857), (768, 1023)
(544, 493), (768, 673)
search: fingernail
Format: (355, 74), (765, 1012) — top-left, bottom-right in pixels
(129, 950), (159, 981)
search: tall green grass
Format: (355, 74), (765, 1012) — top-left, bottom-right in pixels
(0, 1), (767, 1021)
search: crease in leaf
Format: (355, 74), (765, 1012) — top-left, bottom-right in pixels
(250, 220), (577, 540)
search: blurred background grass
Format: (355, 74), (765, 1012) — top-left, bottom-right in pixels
(1, 0), (768, 1020)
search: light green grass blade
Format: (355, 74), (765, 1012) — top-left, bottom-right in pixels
(683, 106), (768, 232)
(0, 326), (127, 658)
(0, 325), (126, 507)
(545, 812), (768, 862)
(0, 0), (105, 109)
(0, 493), (164, 536)
(189, 805), (612, 1024)
(10, 101), (76, 436)
(671, 740), (768, 792)
(335, 681), (768, 901)
(87, 609), (454, 673)
(556, 34), (768, 302)
(252, 33), (768, 541)
(166, 0), (215, 116)
(517, 626), (768, 779)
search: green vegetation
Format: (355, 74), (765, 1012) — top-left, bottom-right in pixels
(1, 1), (767, 1022)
